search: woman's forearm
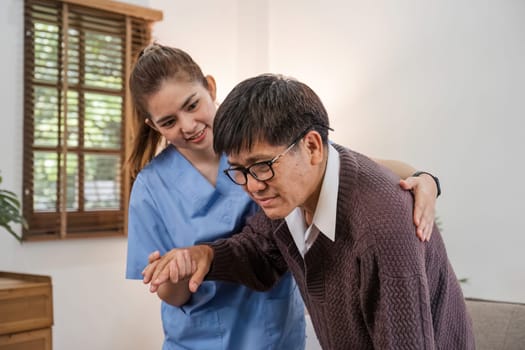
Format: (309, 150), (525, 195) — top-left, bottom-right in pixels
(156, 280), (192, 307)
(373, 158), (416, 179)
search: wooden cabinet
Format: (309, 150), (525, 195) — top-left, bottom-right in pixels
(0, 272), (53, 350)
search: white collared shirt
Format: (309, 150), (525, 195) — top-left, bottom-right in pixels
(285, 143), (340, 256)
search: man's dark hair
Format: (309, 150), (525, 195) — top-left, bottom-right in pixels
(213, 74), (331, 155)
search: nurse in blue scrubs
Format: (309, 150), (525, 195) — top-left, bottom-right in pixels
(125, 44), (439, 350)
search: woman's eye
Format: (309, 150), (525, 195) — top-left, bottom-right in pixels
(162, 119), (176, 128)
(188, 100), (198, 111)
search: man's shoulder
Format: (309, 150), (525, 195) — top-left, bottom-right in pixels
(332, 144), (416, 237)
(331, 143), (401, 198)
(331, 143), (390, 176)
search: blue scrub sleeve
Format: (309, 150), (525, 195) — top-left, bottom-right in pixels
(126, 176), (171, 280)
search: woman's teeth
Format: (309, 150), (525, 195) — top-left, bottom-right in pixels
(188, 129), (205, 140)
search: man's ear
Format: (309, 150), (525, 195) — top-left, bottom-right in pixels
(303, 131), (325, 166)
(205, 75), (217, 101)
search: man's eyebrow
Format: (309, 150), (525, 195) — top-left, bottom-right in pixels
(228, 153), (273, 167)
(152, 93), (197, 124)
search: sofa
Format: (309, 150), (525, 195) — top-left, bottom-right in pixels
(466, 298), (525, 350)
(304, 298), (525, 350)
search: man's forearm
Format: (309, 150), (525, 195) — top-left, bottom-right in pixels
(206, 239), (281, 292)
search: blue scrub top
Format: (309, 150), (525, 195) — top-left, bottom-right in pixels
(126, 146), (305, 350)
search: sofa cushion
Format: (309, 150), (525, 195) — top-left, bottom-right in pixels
(466, 298), (525, 350)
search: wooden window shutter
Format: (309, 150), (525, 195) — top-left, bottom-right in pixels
(22, 0), (162, 240)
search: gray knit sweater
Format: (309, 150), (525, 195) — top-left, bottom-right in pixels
(209, 144), (474, 349)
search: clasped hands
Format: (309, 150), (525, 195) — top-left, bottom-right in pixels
(142, 245), (214, 293)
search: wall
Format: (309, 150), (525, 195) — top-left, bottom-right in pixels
(150, 0), (269, 100)
(1, 0), (524, 349)
(267, 0), (525, 303)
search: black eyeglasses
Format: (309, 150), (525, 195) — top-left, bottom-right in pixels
(224, 125), (327, 186)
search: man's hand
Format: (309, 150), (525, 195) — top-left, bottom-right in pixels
(142, 245), (214, 293)
(399, 173), (438, 242)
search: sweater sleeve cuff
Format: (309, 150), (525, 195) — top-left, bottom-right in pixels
(206, 240), (235, 280)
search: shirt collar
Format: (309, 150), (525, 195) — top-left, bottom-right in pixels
(285, 143), (340, 247)
(311, 143), (339, 241)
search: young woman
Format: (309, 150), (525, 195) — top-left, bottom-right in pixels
(125, 43), (439, 350)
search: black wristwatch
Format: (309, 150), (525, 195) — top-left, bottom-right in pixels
(412, 171), (441, 197)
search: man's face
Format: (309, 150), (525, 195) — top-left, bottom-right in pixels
(226, 132), (324, 219)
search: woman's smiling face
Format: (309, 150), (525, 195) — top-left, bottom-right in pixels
(146, 76), (217, 155)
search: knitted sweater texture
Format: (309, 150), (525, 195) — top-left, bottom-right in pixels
(209, 144), (474, 349)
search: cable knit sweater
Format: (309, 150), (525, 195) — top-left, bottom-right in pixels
(209, 144), (474, 349)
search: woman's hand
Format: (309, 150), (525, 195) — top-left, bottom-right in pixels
(399, 173), (438, 242)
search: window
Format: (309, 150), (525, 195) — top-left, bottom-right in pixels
(23, 0), (162, 240)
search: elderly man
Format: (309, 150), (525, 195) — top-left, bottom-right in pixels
(147, 74), (474, 349)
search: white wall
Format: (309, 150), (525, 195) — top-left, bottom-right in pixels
(267, 0), (525, 302)
(0, 1), (163, 349)
(150, 0), (269, 101)
(2, 0), (524, 349)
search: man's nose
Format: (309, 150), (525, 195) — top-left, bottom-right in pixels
(245, 173), (267, 193)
